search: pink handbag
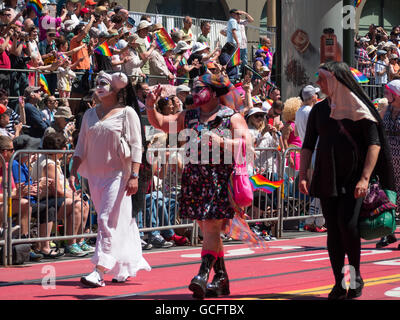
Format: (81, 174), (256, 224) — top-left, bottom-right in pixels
(228, 138), (254, 211)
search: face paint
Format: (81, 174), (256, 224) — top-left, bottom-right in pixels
(95, 79), (113, 98)
(193, 86), (213, 106)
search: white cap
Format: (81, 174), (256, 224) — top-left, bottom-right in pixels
(301, 85), (320, 101)
(191, 42), (209, 53)
(245, 107), (268, 120)
(176, 84), (190, 94)
(386, 79), (400, 97)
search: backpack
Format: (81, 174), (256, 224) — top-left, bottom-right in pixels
(0, 244), (31, 265)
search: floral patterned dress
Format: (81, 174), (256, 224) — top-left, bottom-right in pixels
(179, 105), (236, 220)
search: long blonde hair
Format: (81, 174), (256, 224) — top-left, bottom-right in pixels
(282, 97), (302, 123)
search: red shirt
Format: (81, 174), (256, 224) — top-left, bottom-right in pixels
(0, 38), (11, 69)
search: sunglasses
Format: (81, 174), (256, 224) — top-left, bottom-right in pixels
(253, 114), (265, 119)
(1, 148), (14, 152)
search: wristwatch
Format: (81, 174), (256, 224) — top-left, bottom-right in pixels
(130, 172), (139, 179)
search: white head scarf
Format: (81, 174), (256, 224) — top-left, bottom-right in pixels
(96, 71), (129, 92)
(319, 68), (377, 123)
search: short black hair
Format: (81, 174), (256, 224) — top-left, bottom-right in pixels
(42, 132), (68, 150)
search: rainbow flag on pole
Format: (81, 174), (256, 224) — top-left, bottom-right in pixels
(39, 74), (51, 95)
(27, 0), (43, 16)
(354, 0), (362, 8)
(154, 28), (176, 54)
(228, 48), (240, 67)
(249, 174), (284, 193)
(94, 41), (112, 57)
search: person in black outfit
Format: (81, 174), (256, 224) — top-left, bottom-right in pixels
(299, 61), (395, 300)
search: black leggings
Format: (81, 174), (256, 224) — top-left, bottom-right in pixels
(320, 193), (363, 284)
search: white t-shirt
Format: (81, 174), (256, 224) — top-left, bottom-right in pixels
(295, 105), (312, 143)
(227, 17), (241, 47)
(375, 61), (388, 85)
(239, 20), (248, 49)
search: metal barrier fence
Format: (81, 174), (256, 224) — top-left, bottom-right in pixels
(0, 154), (7, 266)
(1, 146), (320, 266)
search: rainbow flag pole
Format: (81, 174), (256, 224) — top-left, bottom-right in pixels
(39, 74), (51, 95)
(154, 28), (176, 54)
(94, 41), (112, 57)
(227, 48), (240, 67)
(249, 174), (284, 194)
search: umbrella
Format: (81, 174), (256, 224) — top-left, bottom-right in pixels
(350, 67), (369, 84)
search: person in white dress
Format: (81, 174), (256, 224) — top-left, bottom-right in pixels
(69, 71), (151, 287)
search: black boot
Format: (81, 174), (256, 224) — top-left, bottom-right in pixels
(189, 254), (216, 299)
(205, 256), (230, 297)
(347, 276), (364, 299)
(328, 283), (347, 300)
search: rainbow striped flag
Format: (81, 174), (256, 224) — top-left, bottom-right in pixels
(354, 0), (362, 8)
(39, 74), (51, 95)
(94, 41), (112, 57)
(249, 174), (283, 193)
(154, 28), (176, 54)
(228, 48), (240, 67)
(224, 214), (268, 249)
(27, 0), (43, 16)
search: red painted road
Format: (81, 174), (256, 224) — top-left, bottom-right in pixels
(1, 230), (400, 300)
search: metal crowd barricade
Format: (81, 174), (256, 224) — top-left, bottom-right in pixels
(279, 147), (324, 235)
(0, 155), (7, 266)
(6, 150), (96, 266)
(246, 147), (283, 238)
(143, 147), (196, 244)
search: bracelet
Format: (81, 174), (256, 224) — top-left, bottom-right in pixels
(129, 172), (139, 179)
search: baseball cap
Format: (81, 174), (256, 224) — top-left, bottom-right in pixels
(127, 16), (135, 27)
(229, 8), (239, 14)
(80, 7), (90, 14)
(24, 86), (41, 98)
(176, 85), (191, 95)
(301, 85), (320, 101)
(0, 104), (7, 114)
(377, 49), (387, 56)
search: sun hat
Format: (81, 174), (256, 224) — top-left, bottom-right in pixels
(173, 40), (192, 54)
(191, 42), (208, 53)
(245, 107), (268, 120)
(54, 106), (74, 119)
(366, 45), (377, 55)
(136, 20), (151, 31)
(176, 85), (191, 95)
(251, 96), (262, 105)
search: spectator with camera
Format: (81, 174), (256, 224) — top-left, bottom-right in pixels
(23, 87), (50, 139)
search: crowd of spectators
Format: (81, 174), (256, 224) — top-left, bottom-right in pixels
(0, 0), (321, 263)
(355, 24), (400, 87)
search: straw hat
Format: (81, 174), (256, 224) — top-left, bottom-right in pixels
(366, 45), (377, 55)
(136, 20), (151, 31)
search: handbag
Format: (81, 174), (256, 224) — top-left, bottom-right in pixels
(337, 120), (397, 240)
(119, 108), (131, 160)
(359, 179), (397, 240)
(228, 138), (254, 212)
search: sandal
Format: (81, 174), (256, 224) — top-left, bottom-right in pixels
(40, 248), (65, 259)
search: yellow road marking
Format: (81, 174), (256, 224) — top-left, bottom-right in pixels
(237, 274), (400, 300)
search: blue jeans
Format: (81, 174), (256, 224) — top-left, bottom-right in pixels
(137, 191), (177, 239)
(240, 48), (248, 75)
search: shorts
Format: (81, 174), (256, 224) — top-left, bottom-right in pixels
(31, 197), (66, 224)
(71, 70), (89, 95)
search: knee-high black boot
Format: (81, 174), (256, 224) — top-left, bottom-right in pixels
(189, 254), (216, 299)
(205, 256), (230, 297)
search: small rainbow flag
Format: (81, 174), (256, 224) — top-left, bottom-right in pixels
(354, 0), (362, 8)
(249, 174), (284, 193)
(39, 74), (51, 95)
(154, 28), (176, 54)
(94, 41), (112, 57)
(224, 214), (268, 249)
(27, 0), (43, 16)
(228, 48), (240, 67)
(350, 67), (369, 83)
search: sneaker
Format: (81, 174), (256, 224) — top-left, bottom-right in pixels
(376, 234), (397, 248)
(315, 226), (327, 233)
(66, 243), (89, 257)
(29, 250), (43, 262)
(149, 234), (174, 248)
(112, 276), (129, 283)
(166, 234), (188, 246)
(304, 224), (316, 232)
(81, 269), (105, 288)
(79, 240), (95, 253)
(141, 239), (153, 250)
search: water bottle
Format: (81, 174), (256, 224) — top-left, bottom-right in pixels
(298, 220), (305, 231)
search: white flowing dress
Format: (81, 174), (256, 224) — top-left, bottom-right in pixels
(74, 106), (151, 280)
